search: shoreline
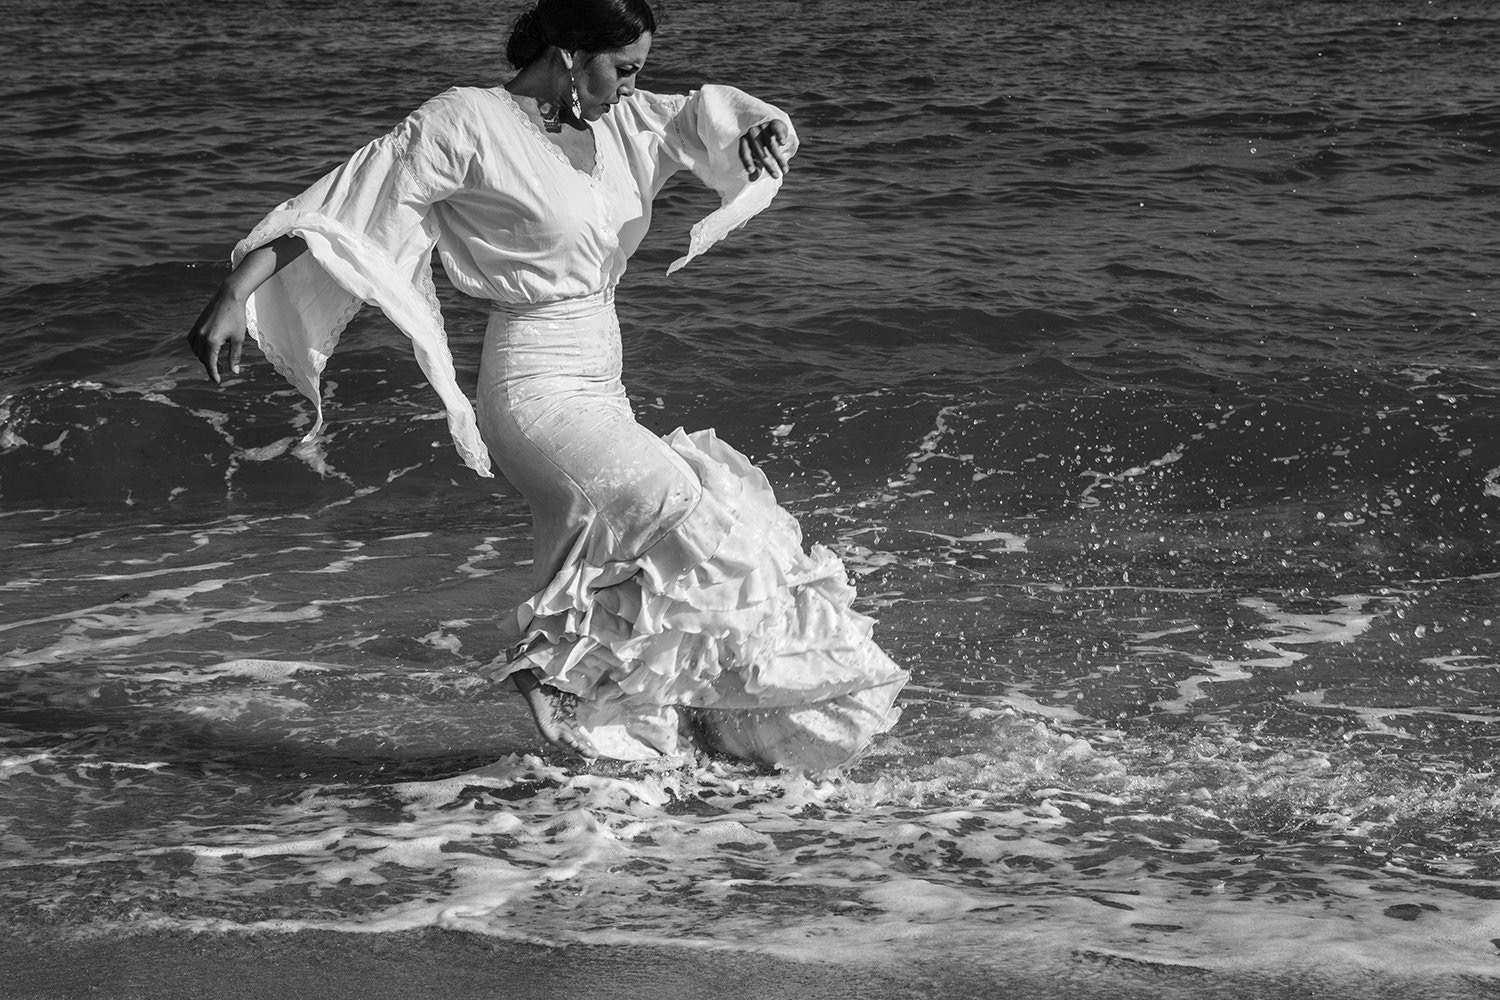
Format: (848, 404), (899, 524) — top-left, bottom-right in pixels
(1, 928), (1494, 1000)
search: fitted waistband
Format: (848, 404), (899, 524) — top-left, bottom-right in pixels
(487, 288), (616, 322)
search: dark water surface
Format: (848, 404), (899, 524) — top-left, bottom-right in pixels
(3, 0), (1500, 990)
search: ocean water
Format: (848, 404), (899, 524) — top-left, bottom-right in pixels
(3, 0), (1500, 992)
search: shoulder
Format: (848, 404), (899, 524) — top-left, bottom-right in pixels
(410, 87), (490, 128)
(389, 87), (503, 157)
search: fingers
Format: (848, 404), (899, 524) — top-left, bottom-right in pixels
(193, 329), (237, 384)
(184, 328), (219, 384)
(186, 329), (245, 385)
(205, 338), (223, 384)
(740, 123), (791, 181)
(738, 134), (759, 179)
(186, 294), (247, 385)
(762, 120), (791, 174)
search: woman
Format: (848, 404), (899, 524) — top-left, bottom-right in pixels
(186, 0), (906, 771)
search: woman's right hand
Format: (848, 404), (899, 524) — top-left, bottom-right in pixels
(185, 236), (307, 384)
(185, 285), (248, 385)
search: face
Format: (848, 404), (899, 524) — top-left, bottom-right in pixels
(571, 32), (651, 120)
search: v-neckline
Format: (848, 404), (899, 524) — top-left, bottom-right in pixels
(497, 87), (602, 182)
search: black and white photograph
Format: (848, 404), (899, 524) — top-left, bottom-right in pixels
(1, 0), (1497, 996)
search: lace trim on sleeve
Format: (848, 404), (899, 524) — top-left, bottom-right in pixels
(228, 90), (491, 476)
(232, 209), (491, 477)
(235, 215), (364, 411)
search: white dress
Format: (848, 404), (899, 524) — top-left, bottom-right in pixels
(235, 85), (907, 769)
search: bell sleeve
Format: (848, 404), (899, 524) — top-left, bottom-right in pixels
(630, 85), (800, 275)
(232, 89), (493, 477)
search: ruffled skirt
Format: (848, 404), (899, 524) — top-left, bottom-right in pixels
(476, 292), (906, 770)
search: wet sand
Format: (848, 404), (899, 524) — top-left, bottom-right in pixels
(1, 929), (1494, 1000)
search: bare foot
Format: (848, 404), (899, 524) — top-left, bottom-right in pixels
(512, 670), (595, 758)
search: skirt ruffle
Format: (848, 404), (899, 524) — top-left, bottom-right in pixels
(487, 427), (907, 770)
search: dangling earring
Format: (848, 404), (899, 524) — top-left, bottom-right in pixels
(554, 50), (583, 127)
(568, 74), (583, 123)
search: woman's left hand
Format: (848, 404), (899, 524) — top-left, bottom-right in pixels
(739, 120), (791, 181)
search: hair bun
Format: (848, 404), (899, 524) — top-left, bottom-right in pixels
(506, 7), (549, 69)
(506, 0), (657, 70)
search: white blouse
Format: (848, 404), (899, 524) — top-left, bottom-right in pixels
(234, 85), (798, 477)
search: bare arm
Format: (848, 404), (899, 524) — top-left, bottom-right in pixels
(185, 234), (307, 384)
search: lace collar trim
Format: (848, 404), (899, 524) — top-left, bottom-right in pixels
(493, 87), (603, 183)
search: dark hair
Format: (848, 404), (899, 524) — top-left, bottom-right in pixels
(506, 0), (657, 69)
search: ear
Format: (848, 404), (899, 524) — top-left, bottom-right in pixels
(557, 48), (576, 71)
